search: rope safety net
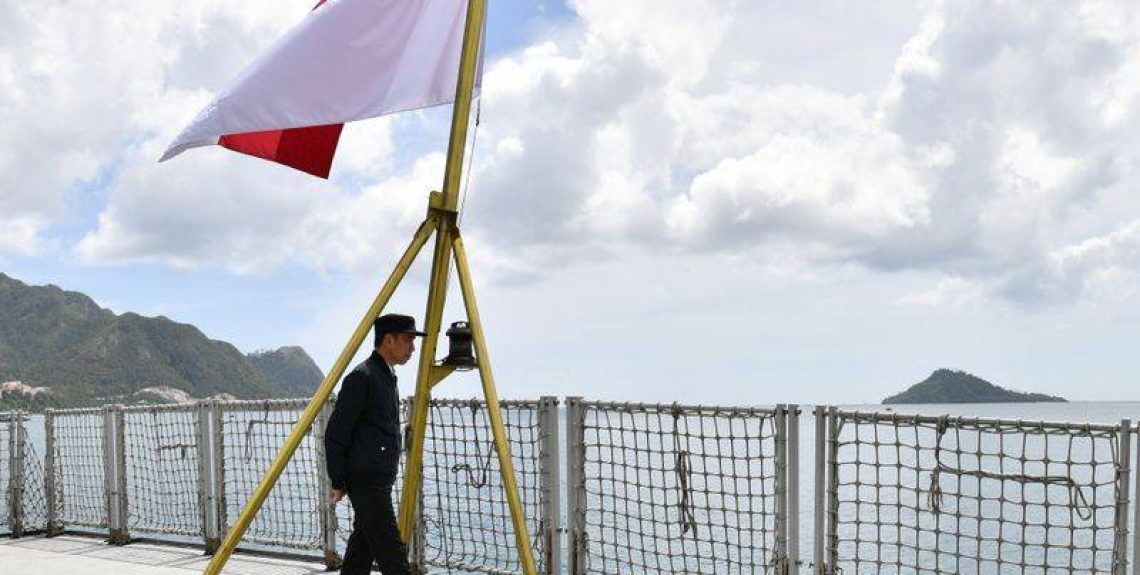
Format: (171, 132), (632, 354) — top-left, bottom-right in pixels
(576, 401), (785, 574)
(1, 412), (48, 535)
(122, 404), (203, 538)
(220, 398), (327, 550)
(826, 410), (1126, 574)
(51, 407), (108, 530)
(419, 398), (548, 575)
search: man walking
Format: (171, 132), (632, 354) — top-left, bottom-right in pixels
(325, 313), (426, 574)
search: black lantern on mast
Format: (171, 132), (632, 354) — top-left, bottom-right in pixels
(442, 321), (477, 370)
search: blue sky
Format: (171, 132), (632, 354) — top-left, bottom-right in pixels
(3, 0), (1140, 404)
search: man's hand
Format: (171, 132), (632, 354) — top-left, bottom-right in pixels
(327, 488), (346, 504)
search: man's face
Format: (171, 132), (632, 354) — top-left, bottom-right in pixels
(388, 332), (416, 365)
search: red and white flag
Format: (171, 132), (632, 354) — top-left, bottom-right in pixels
(160, 0), (478, 178)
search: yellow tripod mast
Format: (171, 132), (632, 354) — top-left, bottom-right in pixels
(201, 0), (538, 573)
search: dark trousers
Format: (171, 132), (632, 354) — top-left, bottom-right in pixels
(342, 478), (411, 575)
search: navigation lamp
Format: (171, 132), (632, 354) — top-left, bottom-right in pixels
(442, 321), (477, 370)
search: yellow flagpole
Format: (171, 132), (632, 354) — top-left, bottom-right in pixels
(397, 0), (488, 540)
(399, 0), (537, 572)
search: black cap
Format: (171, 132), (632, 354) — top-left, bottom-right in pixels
(374, 314), (427, 339)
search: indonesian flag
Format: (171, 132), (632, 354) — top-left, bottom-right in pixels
(160, 0), (479, 178)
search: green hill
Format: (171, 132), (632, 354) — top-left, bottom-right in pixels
(247, 346), (325, 396)
(883, 369), (1066, 404)
(0, 272), (324, 409)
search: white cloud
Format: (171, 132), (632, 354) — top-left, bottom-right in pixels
(870, 0), (1140, 303)
(0, 0), (300, 255)
(1040, 220), (1140, 301)
(75, 145), (439, 274)
(75, 151), (323, 272)
(0, 216), (46, 257)
(334, 118), (397, 179)
(901, 277), (988, 309)
(7, 0), (1140, 310)
(568, 0), (732, 86)
(665, 89), (932, 252)
(460, 1), (936, 276)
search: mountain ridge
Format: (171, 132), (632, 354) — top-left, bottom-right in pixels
(0, 272), (324, 409)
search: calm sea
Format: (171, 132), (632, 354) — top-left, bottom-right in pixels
(842, 401), (1140, 423)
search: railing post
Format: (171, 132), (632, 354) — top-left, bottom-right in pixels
(102, 405), (114, 541)
(1115, 419), (1131, 575)
(775, 405), (788, 571)
(213, 399), (227, 540)
(8, 411), (25, 537)
(415, 482), (427, 575)
(787, 405), (800, 575)
(565, 397), (586, 575)
(1130, 417), (1140, 575)
(4, 412), (11, 533)
(104, 405), (129, 544)
(812, 406), (826, 575)
(117, 405), (130, 543)
(1132, 421), (1140, 575)
(539, 396), (562, 575)
(198, 400), (221, 553)
(825, 407), (840, 573)
(316, 396), (342, 570)
(44, 408), (61, 536)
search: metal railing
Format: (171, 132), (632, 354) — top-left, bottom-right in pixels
(216, 398), (326, 553)
(815, 408), (1133, 575)
(418, 397), (558, 575)
(45, 407), (109, 536)
(26, 398), (556, 573)
(565, 399), (799, 575)
(10, 402), (1140, 574)
(122, 403), (207, 542)
(1, 411), (47, 537)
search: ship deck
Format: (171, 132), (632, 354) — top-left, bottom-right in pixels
(0, 534), (327, 575)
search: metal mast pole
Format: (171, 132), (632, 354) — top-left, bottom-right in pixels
(398, 3), (538, 575)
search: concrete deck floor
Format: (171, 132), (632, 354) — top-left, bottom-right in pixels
(0, 534), (328, 574)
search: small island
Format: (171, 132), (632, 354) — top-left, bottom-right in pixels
(883, 369), (1067, 404)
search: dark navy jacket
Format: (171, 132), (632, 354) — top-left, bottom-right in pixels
(324, 351), (402, 490)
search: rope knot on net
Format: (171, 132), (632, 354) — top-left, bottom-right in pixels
(925, 416), (1097, 521)
(670, 402), (698, 538)
(448, 401), (496, 489)
(242, 402), (297, 464)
